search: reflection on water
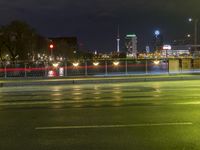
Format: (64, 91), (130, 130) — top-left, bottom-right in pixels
(50, 86), (63, 101)
(112, 86), (122, 94)
(51, 93), (62, 96)
(152, 83), (162, 93)
(2, 80), (200, 110)
(71, 86), (83, 101)
(72, 92), (82, 96)
(47, 83), (165, 108)
(152, 83), (162, 98)
(73, 96), (82, 100)
(93, 86), (101, 95)
(51, 86), (62, 92)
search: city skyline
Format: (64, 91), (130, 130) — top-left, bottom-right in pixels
(0, 0), (200, 51)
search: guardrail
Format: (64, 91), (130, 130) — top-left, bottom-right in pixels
(0, 58), (199, 78)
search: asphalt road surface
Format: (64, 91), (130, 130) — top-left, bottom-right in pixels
(0, 80), (200, 150)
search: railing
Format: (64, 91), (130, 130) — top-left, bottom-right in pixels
(0, 58), (199, 78)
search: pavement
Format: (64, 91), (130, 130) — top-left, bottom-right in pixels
(0, 80), (200, 149)
(1, 73), (200, 87)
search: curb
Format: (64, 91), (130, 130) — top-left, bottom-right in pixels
(1, 75), (200, 87)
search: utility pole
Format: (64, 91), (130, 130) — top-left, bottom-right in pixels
(189, 18), (199, 56)
(117, 25), (120, 53)
(194, 19), (199, 55)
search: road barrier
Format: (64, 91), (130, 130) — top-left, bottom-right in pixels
(0, 59), (199, 78)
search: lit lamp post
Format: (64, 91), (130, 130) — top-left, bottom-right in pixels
(49, 44), (54, 59)
(189, 18), (199, 56)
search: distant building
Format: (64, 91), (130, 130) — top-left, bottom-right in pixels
(152, 33), (164, 52)
(48, 37), (78, 59)
(161, 45), (191, 57)
(125, 34), (137, 58)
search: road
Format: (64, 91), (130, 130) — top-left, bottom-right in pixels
(0, 80), (200, 150)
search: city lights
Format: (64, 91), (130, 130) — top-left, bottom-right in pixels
(52, 62), (59, 68)
(93, 62), (99, 66)
(163, 45), (172, 50)
(113, 61), (120, 66)
(153, 60), (160, 65)
(73, 62), (79, 67)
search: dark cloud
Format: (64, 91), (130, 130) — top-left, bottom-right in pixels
(0, 0), (200, 51)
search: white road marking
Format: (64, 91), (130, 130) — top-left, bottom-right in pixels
(35, 122), (193, 130)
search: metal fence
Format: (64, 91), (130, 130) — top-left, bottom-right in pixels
(0, 58), (199, 78)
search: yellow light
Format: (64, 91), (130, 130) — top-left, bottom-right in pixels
(153, 60), (160, 65)
(52, 62), (59, 68)
(113, 61), (120, 66)
(73, 62), (79, 67)
(93, 62), (99, 66)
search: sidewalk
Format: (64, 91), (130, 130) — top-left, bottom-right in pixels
(1, 74), (200, 87)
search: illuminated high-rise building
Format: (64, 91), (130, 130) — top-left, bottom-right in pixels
(152, 30), (164, 52)
(125, 34), (137, 58)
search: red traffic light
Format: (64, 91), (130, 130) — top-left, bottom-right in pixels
(50, 44), (54, 49)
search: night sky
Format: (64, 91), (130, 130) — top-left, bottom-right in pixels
(0, 0), (200, 52)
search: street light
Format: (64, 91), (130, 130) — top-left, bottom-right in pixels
(188, 18), (199, 56)
(187, 34), (191, 38)
(73, 62), (79, 67)
(153, 60), (160, 65)
(52, 62), (59, 68)
(188, 18), (193, 22)
(49, 44), (54, 58)
(113, 61), (120, 66)
(93, 62), (99, 66)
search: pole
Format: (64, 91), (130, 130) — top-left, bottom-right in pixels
(125, 60), (128, 75)
(145, 59), (148, 74)
(24, 63), (27, 78)
(168, 59), (170, 74)
(45, 63), (49, 77)
(64, 61), (67, 77)
(194, 19), (199, 56)
(4, 63), (7, 79)
(117, 25), (120, 53)
(51, 48), (53, 59)
(105, 60), (108, 76)
(85, 60), (88, 76)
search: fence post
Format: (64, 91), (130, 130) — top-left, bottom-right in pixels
(64, 61), (67, 77)
(85, 60), (88, 76)
(24, 63), (27, 78)
(125, 59), (128, 75)
(192, 58), (194, 73)
(145, 59), (148, 74)
(45, 63), (48, 77)
(105, 60), (108, 76)
(168, 59), (170, 74)
(4, 63), (7, 79)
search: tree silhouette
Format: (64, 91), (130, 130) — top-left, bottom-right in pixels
(0, 20), (44, 61)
